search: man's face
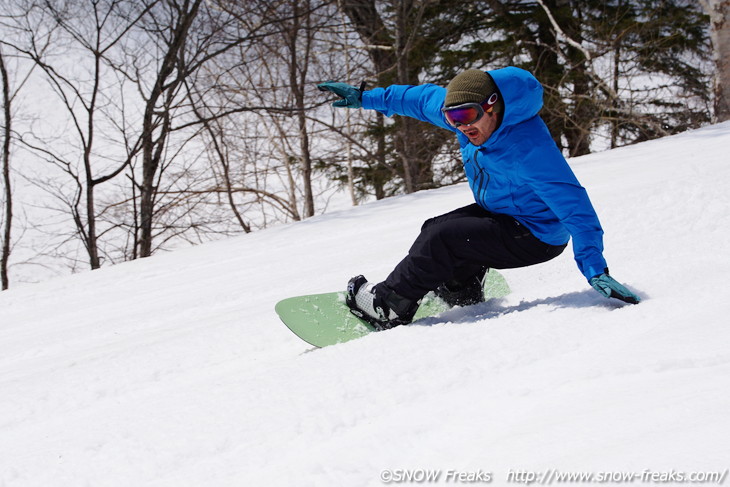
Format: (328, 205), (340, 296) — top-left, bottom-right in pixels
(458, 111), (499, 146)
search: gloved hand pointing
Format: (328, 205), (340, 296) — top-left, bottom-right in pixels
(317, 81), (366, 109)
(589, 269), (641, 304)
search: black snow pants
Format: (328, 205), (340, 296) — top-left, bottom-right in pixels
(383, 204), (567, 301)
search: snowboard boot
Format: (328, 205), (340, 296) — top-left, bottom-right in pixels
(346, 275), (419, 331)
(435, 267), (488, 307)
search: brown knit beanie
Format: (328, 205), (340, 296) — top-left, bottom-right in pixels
(445, 69), (501, 112)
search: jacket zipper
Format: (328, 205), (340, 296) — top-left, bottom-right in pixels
(471, 151), (490, 208)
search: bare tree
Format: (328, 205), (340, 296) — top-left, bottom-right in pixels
(184, 59), (312, 229)
(8, 0), (154, 269)
(190, 0), (344, 223)
(118, 0), (292, 257)
(284, 0), (318, 217)
(245, 0), (334, 218)
(1, 0), (62, 283)
(186, 89), (252, 234)
(0, 47), (11, 289)
(126, 0), (206, 258)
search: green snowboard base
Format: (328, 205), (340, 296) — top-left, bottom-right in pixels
(275, 270), (510, 348)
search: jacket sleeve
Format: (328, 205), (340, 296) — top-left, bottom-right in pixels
(516, 128), (608, 281)
(361, 84), (457, 133)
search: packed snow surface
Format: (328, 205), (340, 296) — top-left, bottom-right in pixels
(1, 123), (730, 486)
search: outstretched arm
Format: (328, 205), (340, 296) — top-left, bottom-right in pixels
(317, 81), (456, 132)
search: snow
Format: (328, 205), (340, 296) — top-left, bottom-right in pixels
(1, 122), (730, 486)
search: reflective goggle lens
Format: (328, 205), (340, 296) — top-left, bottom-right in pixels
(444, 105), (481, 127)
(442, 93), (499, 128)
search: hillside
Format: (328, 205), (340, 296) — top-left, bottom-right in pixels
(1, 122), (729, 486)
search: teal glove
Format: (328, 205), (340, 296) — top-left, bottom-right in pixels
(589, 269), (641, 304)
(317, 81), (366, 108)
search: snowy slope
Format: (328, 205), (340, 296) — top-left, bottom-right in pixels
(1, 123), (730, 486)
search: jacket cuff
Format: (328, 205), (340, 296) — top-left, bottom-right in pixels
(583, 264), (607, 282)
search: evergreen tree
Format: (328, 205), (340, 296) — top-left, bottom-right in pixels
(336, 0), (490, 196)
(434, 0), (711, 153)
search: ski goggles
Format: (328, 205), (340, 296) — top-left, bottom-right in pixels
(441, 93), (499, 128)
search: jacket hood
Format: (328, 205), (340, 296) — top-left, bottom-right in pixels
(488, 67), (543, 129)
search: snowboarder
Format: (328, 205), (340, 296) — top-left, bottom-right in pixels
(318, 67), (640, 330)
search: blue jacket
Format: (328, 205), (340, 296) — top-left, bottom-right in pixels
(361, 66), (607, 281)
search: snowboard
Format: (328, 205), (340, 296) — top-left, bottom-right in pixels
(275, 270), (510, 348)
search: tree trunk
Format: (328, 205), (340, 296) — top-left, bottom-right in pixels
(559, 1), (591, 157)
(288, 0), (315, 218)
(532, 1), (568, 152)
(703, 0), (730, 121)
(138, 0), (202, 258)
(1, 49), (12, 290)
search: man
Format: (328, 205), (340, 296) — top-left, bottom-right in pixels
(318, 67), (640, 330)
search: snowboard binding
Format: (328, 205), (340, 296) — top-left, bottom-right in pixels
(345, 275), (418, 331)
